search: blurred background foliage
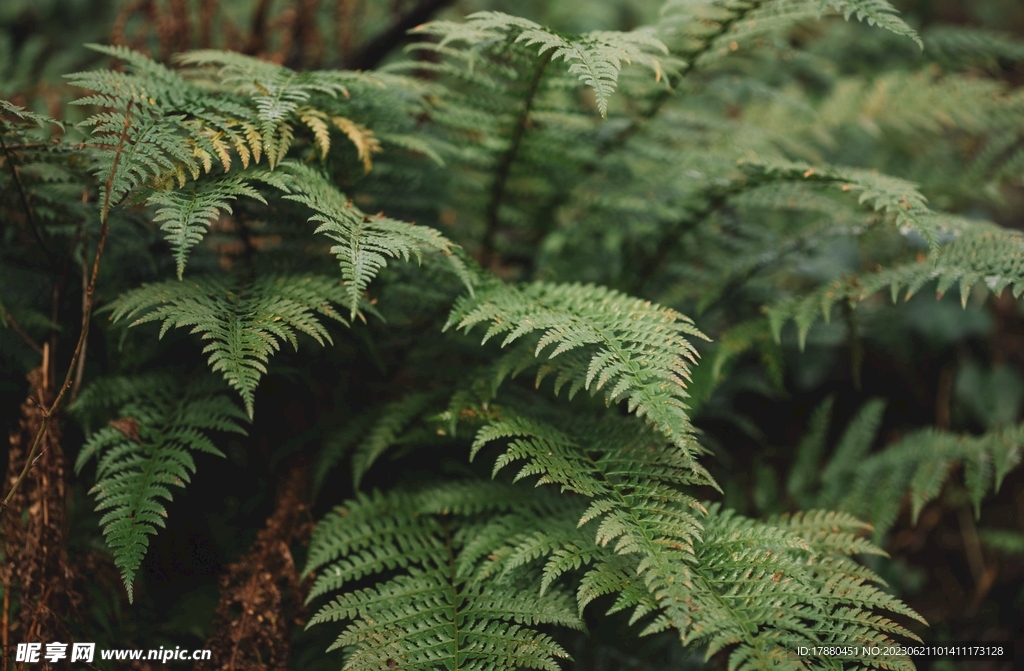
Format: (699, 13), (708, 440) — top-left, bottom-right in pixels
(2, 1), (1024, 670)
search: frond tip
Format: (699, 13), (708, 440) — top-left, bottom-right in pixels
(73, 375), (247, 602)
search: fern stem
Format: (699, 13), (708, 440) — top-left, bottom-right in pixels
(480, 49), (554, 269)
(0, 303), (43, 355)
(442, 516), (462, 671)
(0, 104), (130, 523)
(0, 133), (59, 269)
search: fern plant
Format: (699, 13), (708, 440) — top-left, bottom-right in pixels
(3, 1), (1024, 669)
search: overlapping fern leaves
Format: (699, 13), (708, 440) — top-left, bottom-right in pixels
(70, 375), (247, 601)
(25, 2), (1024, 668)
(304, 484), (585, 671)
(447, 282), (708, 453)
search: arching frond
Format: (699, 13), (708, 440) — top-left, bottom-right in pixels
(447, 281), (708, 452)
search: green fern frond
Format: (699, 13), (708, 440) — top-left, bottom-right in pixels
(786, 395), (834, 508)
(447, 281), (708, 452)
(282, 162), (473, 318)
(820, 1), (922, 48)
(106, 275), (354, 418)
(817, 399), (886, 509)
(740, 158), (938, 246)
(825, 423), (1023, 537)
(924, 26), (1024, 69)
(304, 485), (584, 671)
(768, 224), (1024, 346)
(469, 409), (710, 630)
(679, 503), (923, 670)
(351, 392), (441, 488)
(148, 170), (271, 278)
(73, 375), (246, 602)
(790, 399), (1022, 538)
(0, 99), (63, 131)
(414, 11), (667, 117)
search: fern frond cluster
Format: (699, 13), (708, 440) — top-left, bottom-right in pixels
(106, 275), (355, 417)
(304, 485), (585, 671)
(7, 0), (1024, 668)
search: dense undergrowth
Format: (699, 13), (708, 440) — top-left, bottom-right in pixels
(2, 1), (1024, 670)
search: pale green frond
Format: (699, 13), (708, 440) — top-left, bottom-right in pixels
(106, 275), (353, 418)
(820, 1), (922, 48)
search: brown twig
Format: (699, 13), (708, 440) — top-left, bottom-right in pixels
(198, 461), (313, 671)
(2, 569), (9, 671)
(345, 0), (456, 70)
(70, 236), (90, 403)
(479, 49), (554, 269)
(0, 102), (131, 522)
(0, 304), (44, 355)
(0, 133), (58, 268)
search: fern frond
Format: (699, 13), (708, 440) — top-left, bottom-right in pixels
(147, 170), (271, 278)
(820, 0), (922, 48)
(414, 11), (667, 117)
(350, 392), (441, 488)
(769, 224), (1024, 346)
(282, 162), (471, 318)
(304, 485), (584, 671)
(106, 275), (353, 418)
(823, 423), (1024, 537)
(924, 26), (1024, 69)
(790, 399), (1022, 537)
(679, 503), (923, 670)
(0, 99), (63, 131)
(73, 375), (246, 602)
(447, 281), (708, 452)
(469, 409), (710, 632)
(817, 399), (886, 509)
(786, 395), (834, 508)
(740, 158), (938, 246)
(176, 50), (371, 168)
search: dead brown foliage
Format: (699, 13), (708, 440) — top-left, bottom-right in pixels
(196, 461), (312, 671)
(2, 369), (78, 671)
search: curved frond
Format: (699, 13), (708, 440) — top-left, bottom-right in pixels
(447, 281), (708, 452)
